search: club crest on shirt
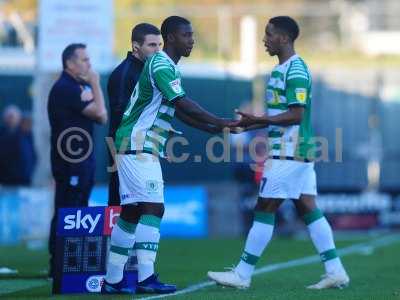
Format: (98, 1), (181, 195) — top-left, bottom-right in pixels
(266, 89), (280, 104)
(295, 88), (307, 103)
(169, 79), (182, 94)
(80, 86), (93, 102)
(146, 180), (160, 194)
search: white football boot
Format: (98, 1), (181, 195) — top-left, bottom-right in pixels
(207, 268), (251, 289)
(307, 272), (350, 289)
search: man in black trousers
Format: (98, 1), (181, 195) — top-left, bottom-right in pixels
(107, 23), (162, 206)
(48, 43), (107, 278)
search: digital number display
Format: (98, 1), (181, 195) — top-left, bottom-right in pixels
(83, 236), (103, 272)
(62, 236), (104, 273)
(63, 237), (82, 272)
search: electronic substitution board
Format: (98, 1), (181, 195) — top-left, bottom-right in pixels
(53, 206), (138, 293)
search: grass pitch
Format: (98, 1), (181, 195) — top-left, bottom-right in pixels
(1, 234), (399, 300)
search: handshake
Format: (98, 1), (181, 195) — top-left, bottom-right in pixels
(211, 109), (265, 134)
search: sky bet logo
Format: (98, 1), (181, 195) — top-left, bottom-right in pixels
(64, 210), (100, 233)
(57, 207), (104, 236)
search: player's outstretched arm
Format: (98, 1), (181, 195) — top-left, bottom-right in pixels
(175, 109), (221, 134)
(175, 96), (231, 129)
(230, 123), (268, 133)
(234, 106), (304, 128)
(261, 105), (304, 126)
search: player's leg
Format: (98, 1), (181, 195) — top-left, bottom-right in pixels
(235, 198), (283, 278)
(104, 204), (139, 287)
(208, 159), (288, 288)
(135, 202), (176, 293)
(104, 153), (175, 294)
(106, 203), (163, 287)
(102, 154), (147, 294)
(293, 162), (349, 289)
(294, 195), (349, 289)
(208, 198), (283, 288)
(135, 202), (164, 282)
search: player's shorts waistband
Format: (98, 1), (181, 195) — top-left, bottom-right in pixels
(121, 149), (157, 156)
(269, 155), (313, 163)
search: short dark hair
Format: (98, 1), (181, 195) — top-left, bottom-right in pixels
(161, 16), (191, 42)
(62, 43), (86, 69)
(269, 16), (300, 42)
(131, 23), (160, 45)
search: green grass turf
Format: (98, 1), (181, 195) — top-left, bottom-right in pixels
(1, 235), (399, 300)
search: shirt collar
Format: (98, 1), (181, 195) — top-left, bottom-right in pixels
(62, 70), (80, 83)
(159, 50), (177, 67)
(279, 54), (298, 66)
(127, 51), (144, 65)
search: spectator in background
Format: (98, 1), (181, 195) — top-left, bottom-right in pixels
(0, 21), (19, 47)
(19, 113), (37, 185)
(0, 105), (36, 186)
(0, 105), (22, 185)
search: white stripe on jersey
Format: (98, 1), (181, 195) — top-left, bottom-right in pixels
(153, 66), (172, 73)
(147, 130), (167, 144)
(159, 104), (175, 117)
(287, 74), (308, 81)
(154, 118), (171, 131)
(288, 70), (308, 77)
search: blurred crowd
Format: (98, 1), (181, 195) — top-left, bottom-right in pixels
(0, 21), (19, 47)
(0, 104), (36, 186)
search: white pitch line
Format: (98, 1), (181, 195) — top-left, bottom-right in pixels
(135, 234), (400, 300)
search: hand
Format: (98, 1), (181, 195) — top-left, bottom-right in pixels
(80, 86), (93, 102)
(79, 69), (99, 85)
(216, 118), (236, 129)
(229, 127), (246, 134)
(233, 109), (259, 127)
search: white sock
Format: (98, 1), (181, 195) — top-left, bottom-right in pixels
(235, 212), (275, 279)
(304, 209), (345, 275)
(135, 215), (161, 282)
(105, 218), (136, 284)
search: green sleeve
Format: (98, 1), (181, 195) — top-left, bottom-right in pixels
(285, 77), (309, 106)
(153, 66), (185, 102)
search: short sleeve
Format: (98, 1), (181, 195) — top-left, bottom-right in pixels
(66, 85), (93, 112)
(285, 61), (310, 106)
(285, 76), (309, 106)
(152, 66), (185, 102)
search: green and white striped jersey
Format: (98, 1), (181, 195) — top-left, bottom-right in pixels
(115, 51), (185, 157)
(266, 54), (315, 160)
